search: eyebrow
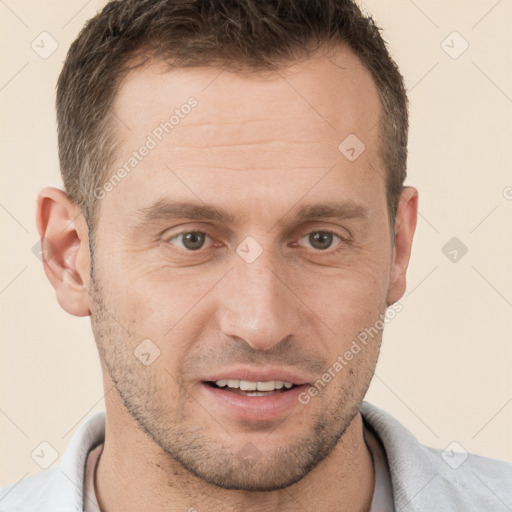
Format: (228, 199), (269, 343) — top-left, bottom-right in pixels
(132, 198), (368, 228)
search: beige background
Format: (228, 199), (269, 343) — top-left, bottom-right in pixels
(1, 0), (511, 487)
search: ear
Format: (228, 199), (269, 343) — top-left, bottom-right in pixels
(35, 186), (92, 317)
(387, 186), (419, 306)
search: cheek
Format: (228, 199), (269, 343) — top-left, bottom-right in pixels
(106, 270), (217, 361)
(134, 269), (214, 309)
(294, 258), (389, 330)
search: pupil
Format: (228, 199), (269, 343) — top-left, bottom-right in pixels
(309, 231), (332, 250)
(183, 232), (205, 250)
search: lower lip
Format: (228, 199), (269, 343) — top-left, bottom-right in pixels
(200, 382), (309, 422)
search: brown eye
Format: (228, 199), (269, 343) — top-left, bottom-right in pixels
(168, 231), (210, 251)
(300, 231), (343, 251)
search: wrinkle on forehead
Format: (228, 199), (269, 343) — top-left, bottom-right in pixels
(111, 44), (381, 152)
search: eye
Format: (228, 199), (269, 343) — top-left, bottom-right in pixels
(298, 230), (344, 251)
(167, 231), (212, 251)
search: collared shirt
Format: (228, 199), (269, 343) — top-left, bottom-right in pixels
(365, 423), (395, 511)
(83, 443), (102, 512)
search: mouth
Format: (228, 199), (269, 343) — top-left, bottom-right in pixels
(203, 379), (301, 397)
(200, 378), (310, 421)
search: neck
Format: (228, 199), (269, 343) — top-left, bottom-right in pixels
(94, 402), (375, 512)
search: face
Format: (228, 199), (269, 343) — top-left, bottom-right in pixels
(88, 46), (403, 491)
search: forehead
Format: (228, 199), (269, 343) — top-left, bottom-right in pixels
(114, 45), (381, 143)
(102, 45), (385, 223)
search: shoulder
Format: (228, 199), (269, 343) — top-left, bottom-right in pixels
(420, 445), (512, 512)
(0, 411), (105, 511)
(360, 401), (512, 512)
(0, 467), (62, 512)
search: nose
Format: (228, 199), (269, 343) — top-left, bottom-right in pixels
(217, 244), (302, 351)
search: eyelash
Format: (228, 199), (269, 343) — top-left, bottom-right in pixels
(164, 229), (349, 255)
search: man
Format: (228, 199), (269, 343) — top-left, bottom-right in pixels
(1, 0), (511, 510)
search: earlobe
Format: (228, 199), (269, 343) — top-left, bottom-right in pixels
(35, 186), (92, 317)
(386, 186), (419, 306)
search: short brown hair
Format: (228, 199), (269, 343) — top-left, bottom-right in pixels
(56, 0), (408, 231)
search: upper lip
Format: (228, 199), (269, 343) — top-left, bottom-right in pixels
(201, 367), (311, 386)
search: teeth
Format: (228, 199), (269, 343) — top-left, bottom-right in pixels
(240, 380), (257, 391)
(256, 381), (275, 391)
(214, 379), (295, 391)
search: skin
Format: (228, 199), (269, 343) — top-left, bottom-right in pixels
(37, 44), (418, 512)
